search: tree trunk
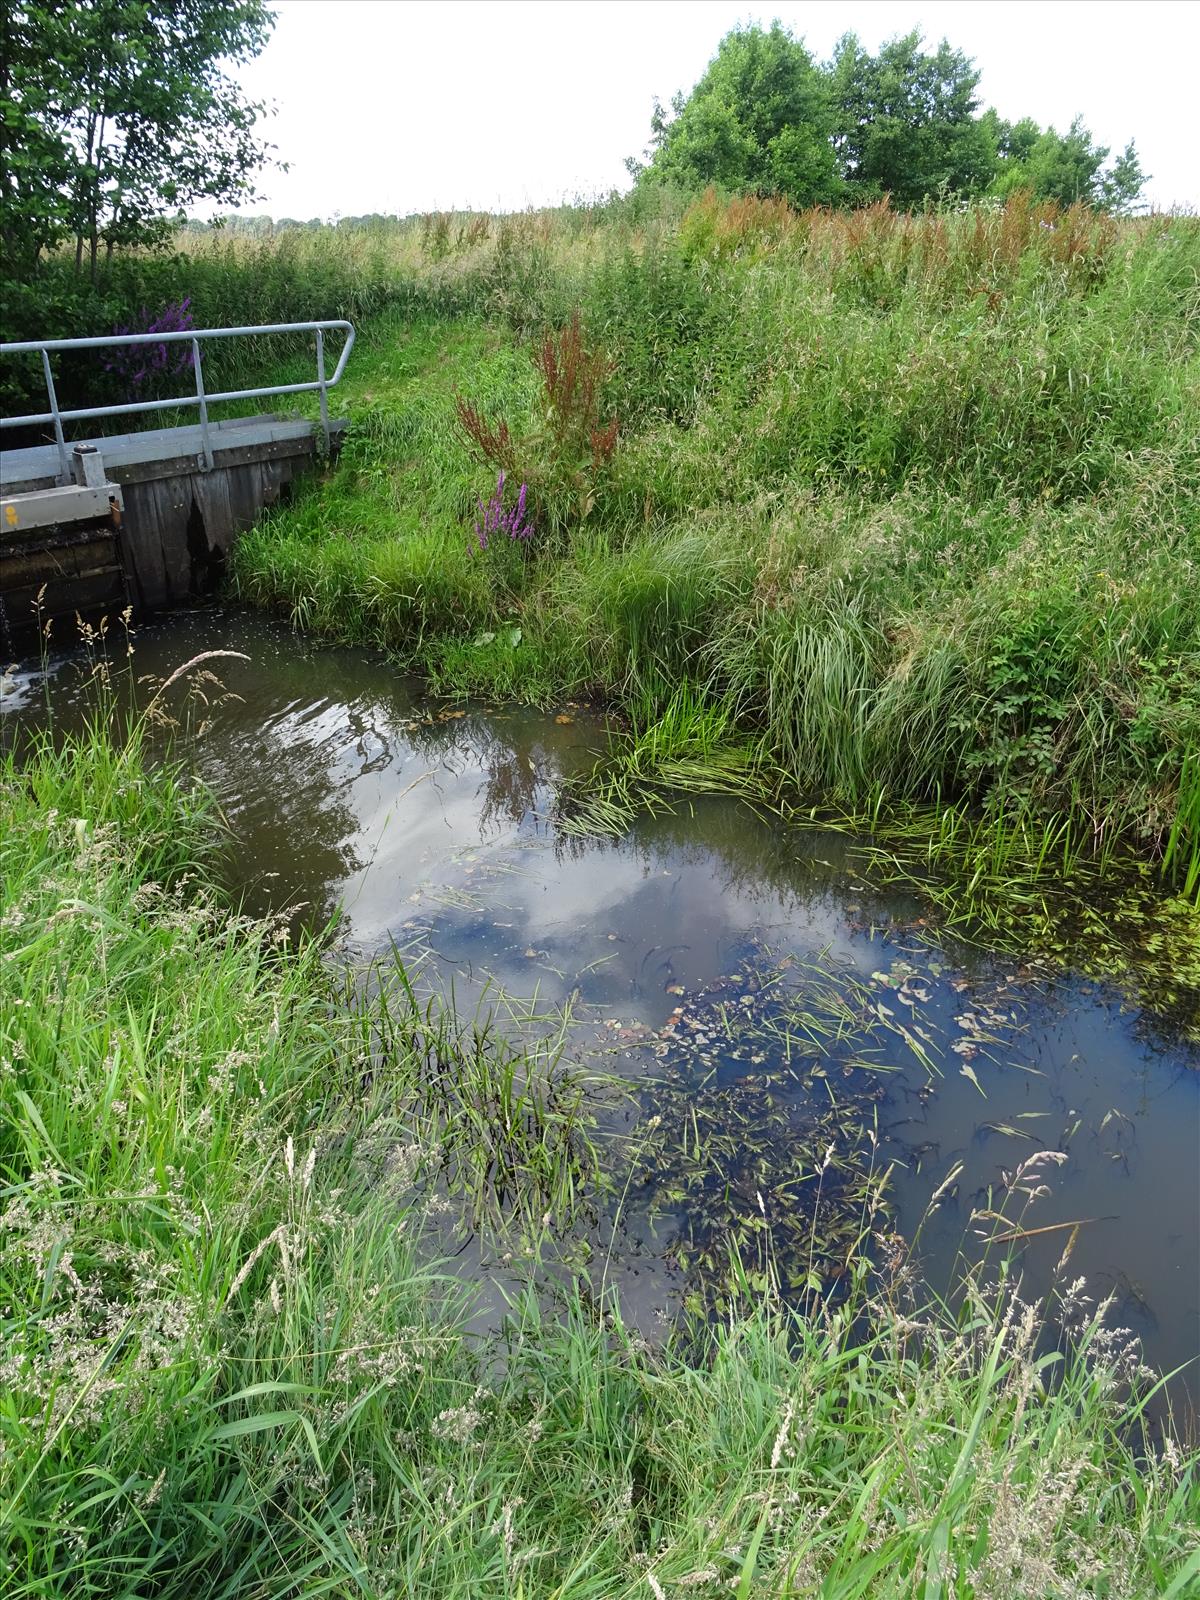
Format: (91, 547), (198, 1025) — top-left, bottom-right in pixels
(88, 113), (107, 282)
(73, 109), (100, 274)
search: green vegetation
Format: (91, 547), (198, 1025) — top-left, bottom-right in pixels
(4, 9), (1199, 1592)
(157, 199), (1197, 905)
(0, 12), (1152, 411)
(632, 23), (1145, 212)
(3, 713), (1197, 1597)
(1, 0), (283, 416)
(2, 0), (276, 374)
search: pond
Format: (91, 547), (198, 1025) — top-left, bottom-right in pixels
(5, 607), (1198, 1391)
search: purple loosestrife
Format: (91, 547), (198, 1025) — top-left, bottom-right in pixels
(473, 472), (534, 552)
(104, 298), (195, 398)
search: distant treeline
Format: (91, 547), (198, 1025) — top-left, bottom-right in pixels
(185, 20), (1152, 236)
(179, 216), (399, 235)
(629, 24), (1148, 214)
(180, 214), (431, 235)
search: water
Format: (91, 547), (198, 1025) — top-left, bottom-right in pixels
(5, 607), (1198, 1389)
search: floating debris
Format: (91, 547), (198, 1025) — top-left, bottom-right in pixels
(626, 946), (897, 1314)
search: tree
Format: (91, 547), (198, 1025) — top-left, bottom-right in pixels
(0, 5), (78, 273)
(633, 23), (842, 208)
(631, 21), (1150, 218)
(0, 0), (277, 281)
(988, 114), (1147, 211)
(1101, 141), (1149, 213)
(831, 31), (996, 206)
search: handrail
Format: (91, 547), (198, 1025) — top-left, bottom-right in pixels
(0, 319), (355, 479)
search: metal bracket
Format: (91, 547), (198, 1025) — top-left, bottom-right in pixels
(72, 443), (107, 488)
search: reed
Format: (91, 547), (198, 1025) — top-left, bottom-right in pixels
(1163, 750), (1200, 903)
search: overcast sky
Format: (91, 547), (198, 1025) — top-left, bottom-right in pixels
(221, 0), (1199, 219)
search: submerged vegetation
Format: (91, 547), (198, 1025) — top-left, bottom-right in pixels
(2, 709), (1198, 1597)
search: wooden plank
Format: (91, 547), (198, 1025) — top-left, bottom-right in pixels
(2, 532), (117, 586)
(106, 432), (322, 487)
(151, 477), (197, 607)
(194, 470), (234, 555)
(2, 565), (125, 640)
(121, 477), (179, 609)
(227, 462), (262, 535)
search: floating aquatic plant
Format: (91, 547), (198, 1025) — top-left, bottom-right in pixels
(625, 948), (894, 1315)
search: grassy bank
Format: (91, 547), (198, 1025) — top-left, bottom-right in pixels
(164, 200), (1199, 896)
(2, 712), (1198, 1597)
(10, 199), (1198, 889)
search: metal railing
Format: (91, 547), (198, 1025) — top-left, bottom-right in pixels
(0, 319), (355, 479)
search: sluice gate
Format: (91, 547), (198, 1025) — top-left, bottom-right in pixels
(0, 321), (354, 653)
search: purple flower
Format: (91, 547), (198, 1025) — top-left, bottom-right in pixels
(472, 472), (534, 552)
(103, 298), (195, 399)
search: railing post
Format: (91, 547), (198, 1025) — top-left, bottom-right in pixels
(72, 443), (106, 487)
(315, 327), (330, 456)
(41, 349), (71, 484)
(193, 338), (213, 470)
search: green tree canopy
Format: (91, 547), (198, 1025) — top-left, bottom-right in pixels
(634, 23), (841, 208)
(1101, 142), (1149, 213)
(633, 22), (1147, 215)
(830, 31), (995, 205)
(0, 0), (277, 280)
(988, 113), (1148, 211)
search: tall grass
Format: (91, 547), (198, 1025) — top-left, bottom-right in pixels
(25, 196), (1194, 897)
(558, 685), (779, 835)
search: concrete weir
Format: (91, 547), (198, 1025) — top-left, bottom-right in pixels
(0, 413), (343, 652)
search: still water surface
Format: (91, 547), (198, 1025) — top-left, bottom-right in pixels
(6, 608), (1197, 1387)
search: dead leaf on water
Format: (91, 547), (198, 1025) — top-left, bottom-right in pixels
(960, 1062), (986, 1097)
